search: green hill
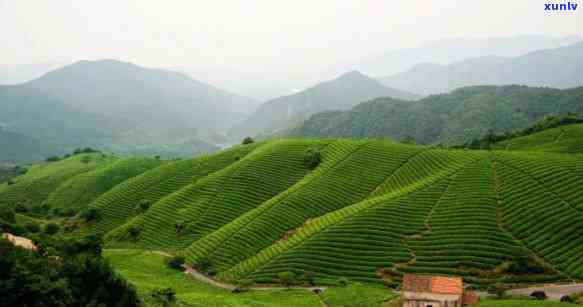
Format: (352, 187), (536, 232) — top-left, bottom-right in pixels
(290, 85), (583, 144)
(79, 139), (583, 286)
(4, 137), (583, 288)
(379, 40), (583, 96)
(0, 153), (116, 213)
(494, 122), (583, 153)
(233, 71), (419, 138)
(43, 158), (164, 214)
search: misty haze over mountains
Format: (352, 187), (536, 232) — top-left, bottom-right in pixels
(1, 35), (580, 101)
(1, 34), (583, 165)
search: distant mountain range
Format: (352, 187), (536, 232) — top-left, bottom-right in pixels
(334, 34), (581, 77)
(380, 40), (583, 96)
(0, 60), (255, 164)
(290, 85), (583, 144)
(232, 71), (419, 138)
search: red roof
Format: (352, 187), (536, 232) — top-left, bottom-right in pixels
(402, 274), (463, 295)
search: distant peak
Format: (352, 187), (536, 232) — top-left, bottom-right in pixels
(334, 70), (373, 82)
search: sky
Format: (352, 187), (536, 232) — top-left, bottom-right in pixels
(0, 0), (582, 98)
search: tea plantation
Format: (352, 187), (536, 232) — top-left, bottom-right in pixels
(2, 132), (583, 289)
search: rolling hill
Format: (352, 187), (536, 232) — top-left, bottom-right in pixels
(494, 122), (583, 153)
(3, 133), (583, 288)
(380, 41), (583, 96)
(232, 71), (419, 138)
(289, 85), (583, 144)
(0, 60), (255, 163)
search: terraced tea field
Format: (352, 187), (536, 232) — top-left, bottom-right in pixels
(2, 132), (583, 289)
(494, 123), (583, 153)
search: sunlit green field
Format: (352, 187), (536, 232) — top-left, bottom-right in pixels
(105, 249), (581, 307)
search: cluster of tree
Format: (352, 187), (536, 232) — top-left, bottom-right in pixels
(290, 86), (583, 146)
(458, 113), (583, 149)
(0, 165), (26, 185)
(0, 233), (141, 307)
(46, 147), (101, 163)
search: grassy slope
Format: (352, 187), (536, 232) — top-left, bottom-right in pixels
(88, 138), (583, 287)
(104, 250), (579, 307)
(44, 158), (164, 212)
(0, 153), (116, 210)
(104, 249), (322, 307)
(494, 123), (583, 153)
(93, 144), (261, 237)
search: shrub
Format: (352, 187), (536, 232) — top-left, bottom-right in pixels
(302, 271), (316, 286)
(24, 222), (41, 233)
(80, 156), (91, 164)
(487, 283), (508, 299)
(0, 207), (16, 223)
(531, 291), (547, 300)
(81, 208), (101, 222)
(242, 137), (255, 145)
(8, 223), (28, 236)
(6, 179), (15, 185)
(560, 295), (576, 303)
(134, 199), (151, 213)
(277, 271), (298, 287)
(303, 148), (322, 169)
(233, 279), (254, 293)
(166, 256), (185, 271)
(193, 258), (216, 275)
(46, 156), (60, 162)
(150, 288), (175, 307)
(44, 223), (60, 235)
(337, 277), (349, 287)
(128, 226), (141, 239)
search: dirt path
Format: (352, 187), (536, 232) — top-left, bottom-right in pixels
(106, 249), (325, 291)
(506, 283), (583, 301)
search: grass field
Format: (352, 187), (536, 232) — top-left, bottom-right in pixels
(104, 250), (580, 307)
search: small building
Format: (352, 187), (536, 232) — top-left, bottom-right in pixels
(401, 274), (478, 307)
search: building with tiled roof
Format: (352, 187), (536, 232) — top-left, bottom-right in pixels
(401, 274), (478, 307)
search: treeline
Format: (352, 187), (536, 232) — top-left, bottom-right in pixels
(457, 113), (583, 149)
(46, 147), (102, 163)
(0, 232), (141, 307)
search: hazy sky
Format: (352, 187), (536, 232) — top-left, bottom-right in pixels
(1, 0), (582, 73)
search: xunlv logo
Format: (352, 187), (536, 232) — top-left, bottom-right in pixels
(545, 2), (578, 10)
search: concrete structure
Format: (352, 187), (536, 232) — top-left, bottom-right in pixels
(402, 274), (478, 307)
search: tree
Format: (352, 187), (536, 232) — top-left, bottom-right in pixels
(150, 288), (175, 307)
(44, 223), (60, 235)
(278, 271), (298, 287)
(303, 148), (322, 169)
(233, 279), (254, 293)
(166, 256), (186, 271)
(0, 207), (15, 223)
(24, 222), (41, 233)
(531, 291), (547, 300)
(81, 207), (101, 222)
(46, 156), (60, 162)
(242, 137), (255, 145)
(487, 283), (508, 299)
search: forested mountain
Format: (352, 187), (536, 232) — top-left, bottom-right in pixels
(290, 85), (583, 144)
(232, 71), (419, 138)
(380, 41), (583, 96)
(0, 60), (255, 163)
(0, 128), (59, 165)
